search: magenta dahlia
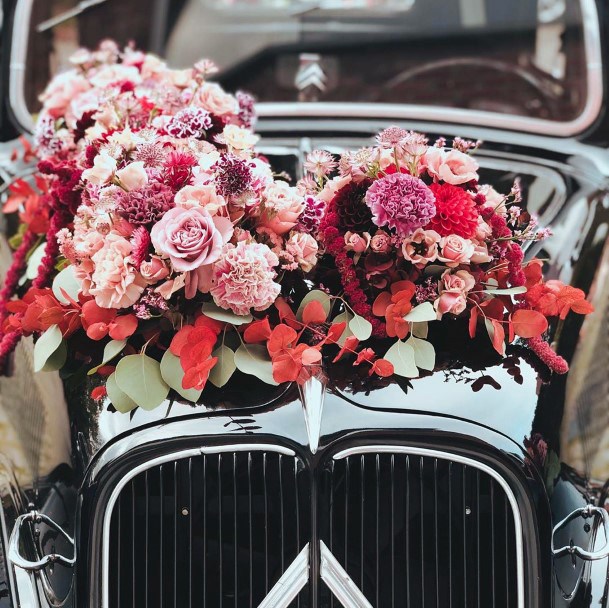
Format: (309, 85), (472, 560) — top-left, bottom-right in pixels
(365, 173), (436, 237)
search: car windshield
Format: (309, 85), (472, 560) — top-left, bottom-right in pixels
(17, 0), (600, 129)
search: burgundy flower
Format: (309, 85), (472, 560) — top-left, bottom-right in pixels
(213, 153), (253, 199)
(297, 195), (326, 233)
(116, 182), (175, 226)
(331, 179), (373, 234)
(166, 107), (212, 139)
(163, 151), (197, 191)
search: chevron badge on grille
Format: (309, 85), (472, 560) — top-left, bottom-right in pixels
(295, 54), (327, 100)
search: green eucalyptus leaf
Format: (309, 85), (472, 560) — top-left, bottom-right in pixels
(296, 290), (332, 321)
(404, 302), (437, 322)
(484, 286), (528, 295)
(34, 325), (64, 372)
(106, 372), (138, 413)
(201, 302), (252, 325)
(160, 350), (202, 403)
(234, 344), (278, 386)
(52, 265), (81, 304)
(348, 314), (373, 341)
(88, 339), (127, 376)
(208, 344), (236, 388)
(25, 243), (46, 280)
(407, 336), (436, 371)
(384, 340), (418, 378)
(42, 340), (67, 372)
(411, 322), (429, 339)
(115, 354), (170, 410)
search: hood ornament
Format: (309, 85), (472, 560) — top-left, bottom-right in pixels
(298, 370), (326, 454)
(295, 53), (327, 102)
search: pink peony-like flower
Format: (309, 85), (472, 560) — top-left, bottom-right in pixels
(116, 162), (148, 191)
(365, 173), (436, 237)
(319, 174), (353, 203)
(471, 242), (493, 264)
(437, 235), (475, 267)
(88, 232), (147, 309)
(285, 232), (319, 273)
(151, 206), (233, 272)
(210, 241), (281, 315)
(174, 184), (226, 213)
(260, 181), (306, 235)
(422, 148), (479, 185)
(402, 228), (441, 267)
(195, 82), (239, 117)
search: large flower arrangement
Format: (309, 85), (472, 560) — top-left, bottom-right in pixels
(0, 43), (594, 412)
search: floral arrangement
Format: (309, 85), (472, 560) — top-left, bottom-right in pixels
(0, 42), (594, 412)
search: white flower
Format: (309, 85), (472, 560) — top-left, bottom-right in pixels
(81, 152), (117, 186)
(222, 124), (260, 151)
(116, 162), (148, 191)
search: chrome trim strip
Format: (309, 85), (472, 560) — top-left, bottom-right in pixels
(257, 543), (310, 608)
(320, 541), (373, 608)
(333, 445), (525, 608)
(299, 374), (325, 454)
(9, 0), (34, 132)
(101, 443), (296, 608)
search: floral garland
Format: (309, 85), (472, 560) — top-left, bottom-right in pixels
(0, 42), (595, 413)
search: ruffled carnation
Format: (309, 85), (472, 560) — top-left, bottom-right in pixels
(427, 183), (479, 239)
(210, 242), (280, 315)
(365, 173), (436, 237)
(116, 182), (175, 225)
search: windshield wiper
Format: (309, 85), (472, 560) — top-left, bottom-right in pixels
(36, 0), (110, 33)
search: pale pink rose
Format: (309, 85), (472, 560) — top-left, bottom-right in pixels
(402, 228), (441, 267)
(422, 148), (479, 185)
(222, 125), (259, 151)
(140, 256), (170, 283)
(174, 184), (226, 214)
(437, 235), (475, 267)
(73, 230), (105, 263)
(151, 206), (233, 272)
(441, 269), (475, 294)
(471, 243), (493, 264)
(195, 82), (239, 117)
(478, 184), (507, 216)
(116, 162), (148, 191)
(370, 231), (392, 254)
(475, 217), (493, 241)
(319, 174), (353, 203)
(260, 181), (305, 235)
(81, 152), (116, 185)
(344, 232), (371, 254)
(39, 70), (91, 118)
(89, 64), (142, 88)
(434, 291), (468, 317)
(285, 232), (319, 273)
(89, 232), (146, 308)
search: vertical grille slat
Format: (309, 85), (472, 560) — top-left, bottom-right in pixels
(108, 449), (308, 608)
(321, 451), (519, 608)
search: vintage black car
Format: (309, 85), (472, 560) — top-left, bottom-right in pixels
(1, 0), (609, 606)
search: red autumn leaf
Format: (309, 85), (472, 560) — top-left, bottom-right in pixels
(370, 358), (394, 377)
(324, 322), (347, 345)
(267, 324), (298, 357)
(272, 353), (301, 383)
(570, 298), (594, 316)
(91, 386), (107, 401)
(170, 326), (194, 356)
(244, 318), (272, 343)
(301, 347), (322, 366)
(468, 307), (479, 339)
(96, 365), (115, 377)
(511, 309), (548, 338)
(274, 297), (299, 329)
(194, 314), (224, 334)
(302, 300), (327, 325)
(372, 291), (392, 317)
(490, 319), (505, 355)
(3, 179), (36, 214)
(182, 356), (218, 390)
(354, 348), (375, 365)
(332, 335), (359, 362)
(109, 315), (138, 340)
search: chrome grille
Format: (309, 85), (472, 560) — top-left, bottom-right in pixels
(321, 450), (520, 608)
(107, 449), (309, 608)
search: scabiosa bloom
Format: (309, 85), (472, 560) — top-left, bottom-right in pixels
(297, 195), (326, 233)
(210, 241), (281, 315)
(304, 150), (337, 178)
(365, 173), (436, 237)
(427, 182), (479, 239)
(166, 107), (212, 138)
(116, 182), (175, 226)
(213, 153), (253, 200)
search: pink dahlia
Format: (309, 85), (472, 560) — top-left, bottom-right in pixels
(210, 242), (280, 315)
(365, 173), (436, 237)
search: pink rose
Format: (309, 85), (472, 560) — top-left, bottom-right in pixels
(402, 228), (441, 267)
(39, 70), (91, 118)
(116, 162), (148, 191)
(174, 184), (226, 214)
(260, 181), (305, 235)
(81, 152), (116, 185)
(422, 148), (479, 185)
(435, 291), (468, 317)
(471, 242), (493, 264)
(370, 231), (392, 254)
(285, 232), (319, 273)
(437, 235), (475, 267)
(88, 232), (146, 309)
(344, 232), (371, 254)
(140, 256), (170, 283)
(478, 184), (507, 216)
(319, 174), (352, 203)
(195, 82), (239, 117)
(441, 269), (476, 294)
(151, 206), (233, 272)
(475, 217), (493, 241)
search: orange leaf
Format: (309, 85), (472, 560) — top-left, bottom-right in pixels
(275, 297), (299, 329)
(469, 307), (479, 339)
(511, 309), (548, 338)
(302, 300), (327, 325)
(370, 358), (394, 377)
(301, 347), (322, 365)
(372, 291), (392, 317)
(244, 318), (271, 343)
(324, 322), (347, 345)
(267, 324), (298, 357)
(170, 326), (193, 356)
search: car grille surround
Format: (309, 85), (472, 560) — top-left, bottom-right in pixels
(103, 443), (523, 608)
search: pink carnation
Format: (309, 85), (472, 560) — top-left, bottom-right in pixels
(210, 242), (280, 315)
(88, 232), (146, 309)
(365, 173), (436, 237)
